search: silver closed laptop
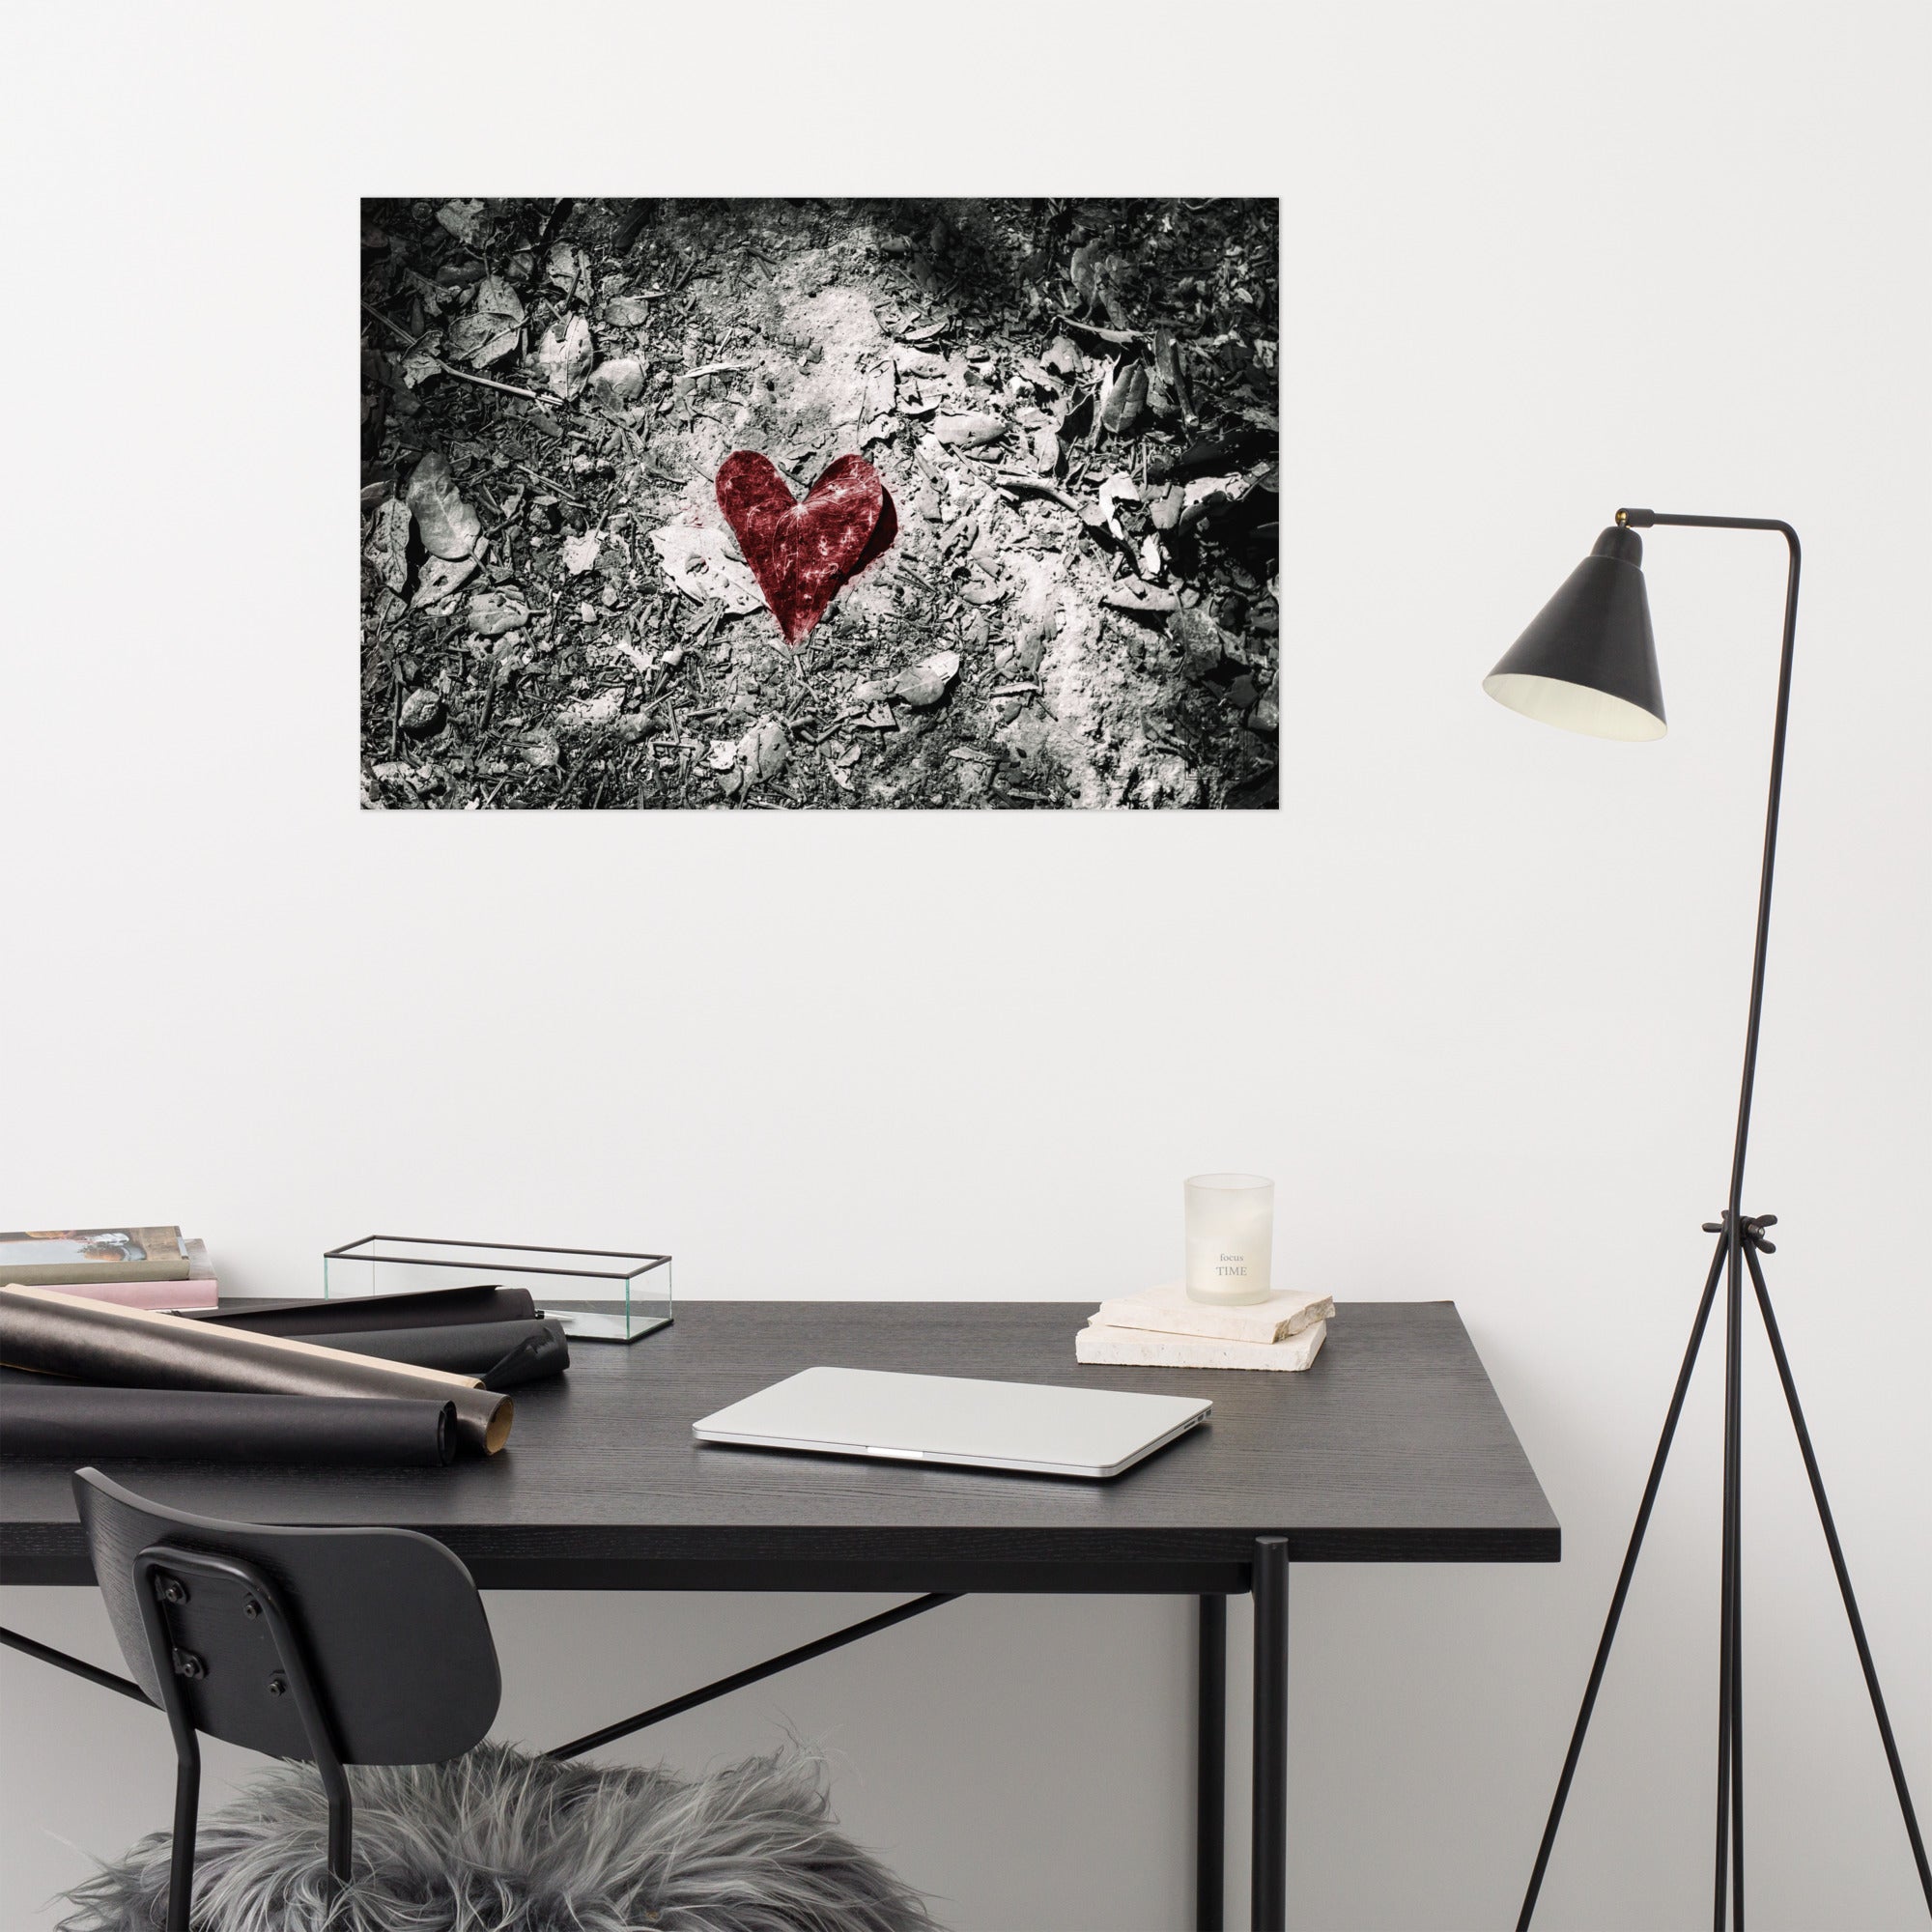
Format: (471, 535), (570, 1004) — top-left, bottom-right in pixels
(692, 1366), (1211, 1480)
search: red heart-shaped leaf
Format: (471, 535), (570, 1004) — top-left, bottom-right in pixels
(715, 452), (896, 646)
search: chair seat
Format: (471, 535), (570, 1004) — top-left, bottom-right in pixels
(60, 1741), (935, 1932)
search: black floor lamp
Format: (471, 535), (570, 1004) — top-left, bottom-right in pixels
(1484, 510), (1931, 1931)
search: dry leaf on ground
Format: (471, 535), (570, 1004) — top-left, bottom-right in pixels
(740, 717), (789, 781)
(587, 358), (645, 403)
(1041, 334), (1085, 379)
(445, 276), (525, 369)
(1012, 565), (1062, 675)
(603, 295), (661, 327)
(647, 521), (762, 613)
(1170, 607), (1227, 675)
(366, 498), (410, 592)
(406, 453), (480, 560)
(412, 554), (479, 610)
(935, 412), (1007, 448)
(537, 315), (594, 398)
(1100, 579), (1179, 616)
(399, 689), (444, 733)
(546, 242), (591, 300)
(1097, 359), (1151, 437)
(893, 651), (962, 707)
(1091, 470), (1142, 541)
(401, 332), (444, 387)
(556, 690), (623, 732)
(468, 589), (529, 636)
(1147, 482), (1186, 531)
(436, 200), (486, 244)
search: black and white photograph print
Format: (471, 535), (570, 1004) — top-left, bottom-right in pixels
(359, 197), (1280, 810)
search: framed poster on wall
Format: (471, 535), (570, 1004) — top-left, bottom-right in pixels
(359, 197), (1279, 810)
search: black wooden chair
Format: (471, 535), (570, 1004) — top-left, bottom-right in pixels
(69, 1468), (932, 1932)
(73, 1466), (501, 1932)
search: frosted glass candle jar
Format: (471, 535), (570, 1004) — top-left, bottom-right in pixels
(1184, 1173), (1275, 1305)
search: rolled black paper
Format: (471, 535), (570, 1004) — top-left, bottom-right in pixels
(480, 1335), (550, 1392)
(186, 1284), (538, 1336)
(306, 1318), (568, 1385)
(0, 1286), (513, 1456)
(0, 1385), (456, 1466)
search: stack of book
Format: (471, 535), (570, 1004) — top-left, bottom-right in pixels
(0, 1227), (216, 1311)
(1075, 1279), (1333, 1371)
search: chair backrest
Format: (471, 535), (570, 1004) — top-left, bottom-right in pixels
(74, 1468), (500, 1766)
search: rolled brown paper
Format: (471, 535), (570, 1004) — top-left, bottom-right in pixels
(186, 1283), (539, 1336)
(0, 1285), (513, 1456)
(0, 1384), (457, 1467)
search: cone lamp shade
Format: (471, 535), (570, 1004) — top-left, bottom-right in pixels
(1484, 525), (1667, 740)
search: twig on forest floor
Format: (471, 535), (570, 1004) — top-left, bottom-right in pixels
(359, 300), (548, 402)
(437, 362), (545, 402)
(361, 300), (428, 349)
(514, 461), (588, 506)
(1054, 314), (1147, 347)
(993, 471), (1081, 513)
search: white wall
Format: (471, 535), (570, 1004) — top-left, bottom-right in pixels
(3, 4), (1927, 1926)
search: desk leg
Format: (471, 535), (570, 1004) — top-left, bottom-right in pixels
(1197, 1594), (1227, 1931)
(1252, 1537), (1290, 1932)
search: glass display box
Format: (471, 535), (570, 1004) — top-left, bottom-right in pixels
(323, 1237), (671, 1343)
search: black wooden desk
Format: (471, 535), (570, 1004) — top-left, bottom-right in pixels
(0, 1300), (1558, 1930)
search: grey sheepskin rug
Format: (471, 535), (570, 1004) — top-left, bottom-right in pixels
(58, 1741), (937, 1932)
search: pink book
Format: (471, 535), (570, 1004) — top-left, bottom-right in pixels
(40, 1277), (219, 1312)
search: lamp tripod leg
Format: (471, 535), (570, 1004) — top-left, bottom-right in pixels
(1518, 1230), (1731, 1931)
(1713, 1226), (1747, 1930)
(1743, 1241), (1932, 1915)
(1730, 1245), (1746, 1923)
(1731, 1245), (1746, 1926)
